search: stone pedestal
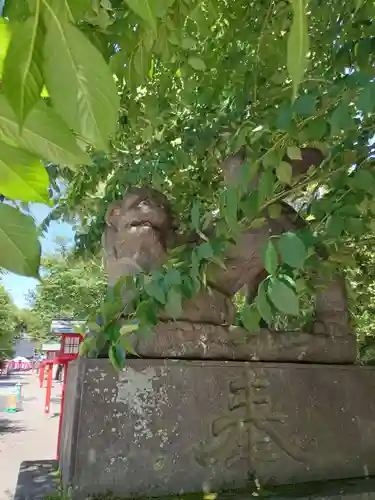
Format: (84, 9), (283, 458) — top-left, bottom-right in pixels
(60, 358), (375, 499)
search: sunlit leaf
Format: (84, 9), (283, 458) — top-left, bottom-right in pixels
(42, 2), (120, 151)
(286, 146), (302, 161)
(0, 95), (90, 166)
(0, 204), (41, 277)
(188, 57), (206, 71)
(124, 0), (158, 33)
(0, 18), (11, 77)
(276, 161), (293, 185)
(3, 11), (44, 126)
(120, 338), (140, 357)
(287, 0), (309, 100)
(120, 323), (139, 335)
(0, 140), (49, 202)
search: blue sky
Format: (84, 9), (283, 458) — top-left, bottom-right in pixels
(2, 203), (75, 308)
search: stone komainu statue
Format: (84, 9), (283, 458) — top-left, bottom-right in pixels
(102, 147), (351, 341)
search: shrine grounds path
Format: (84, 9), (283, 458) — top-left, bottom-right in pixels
(0, 372), (60, 500)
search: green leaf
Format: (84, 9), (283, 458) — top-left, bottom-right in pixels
(79, 337), (92, 356)
(0, 18), (11, 77)
(165, 288), (182, 319)
(268, 277), (299, 316)
(263, 150), (281, 168)
(357, 84), (375, 115)
(124, 0), (158, 33)
(329, 103), (356, 135)
(3, 12), (45, 126)
(109, 344), (125, 371)
(120, 339), (140, 357)
(287, 0), (310, 100)
(223, 187), (238, 226)
(293, 93), (317, 116)
(347, 217), (365, 237)
(120, 323), (139, 335)
(188, 57), (206, 71)
(277, 232), (307, 269)
(144, 280), (166, 304)
(164, 268), (182, 286)
(258, 169), (275, 206)
(136, 300), (158, 325)
(191, 200), (200, 230)
(42, 4), (120, 151)
(351, 169), (375, 194)
(305, 117), (328, 141)
(241, 305), (260, 332)
(0, 204), (41, 277)
(134, 41), (150, 78)
(197, 242), (214, 260)
(261, 239), (279, 275)
(0, 141), (49, 202)
(325, 215), (344, 238)
(256, 280), (273, 325)
(268, 203), (282, 219)
(0, 95), (90, 166)
(286, 146), (302, 160)
(276, 161), (293, 185)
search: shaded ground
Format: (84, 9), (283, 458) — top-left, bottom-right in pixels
(0, 372), (60, 500)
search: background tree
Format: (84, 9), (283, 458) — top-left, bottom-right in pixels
(0, 283), (18, 360)
(344, 240), (375, 364)
(24, 249), (106, 341)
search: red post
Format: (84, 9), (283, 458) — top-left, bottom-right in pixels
(44, 364), (53, 414)
(39, 365), (45, 388)
(56, 362), (68, 460)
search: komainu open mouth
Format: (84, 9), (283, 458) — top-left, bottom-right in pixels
(129, 220), (161, 232)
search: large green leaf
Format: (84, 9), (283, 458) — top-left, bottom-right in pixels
(0, 204), (41, 277)
(42, 2), (120, 151)
(287, 0), (310, 100)
(3, 10), (45, 126)
(268, 277), (299, 316)
(0, 94), (90, 166)
(0, 18), (11, 77)
(241, 305), (260, 332)
(124, 0), (158, 33)
(0, 141), (49, 202)
(144, 279), (166, 304)
(277, 232), (307, 269)
(256, 280), (273, 325)
(165, 288), (182, 319)
(261, 239), (278, 275)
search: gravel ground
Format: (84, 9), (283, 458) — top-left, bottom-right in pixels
(0, 372), (60, 500)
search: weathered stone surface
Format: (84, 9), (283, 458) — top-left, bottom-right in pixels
(129, 322), (356, 363)
(102, 185), (352, 339)
(13, 460), (59, 500)
(60, 359), (375, 499)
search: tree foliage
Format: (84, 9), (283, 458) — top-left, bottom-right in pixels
(24, 249), (106, 341)
(345, 241), (375, 364)
(2, 0), (375, 364)
(0, 283), (18, 358)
